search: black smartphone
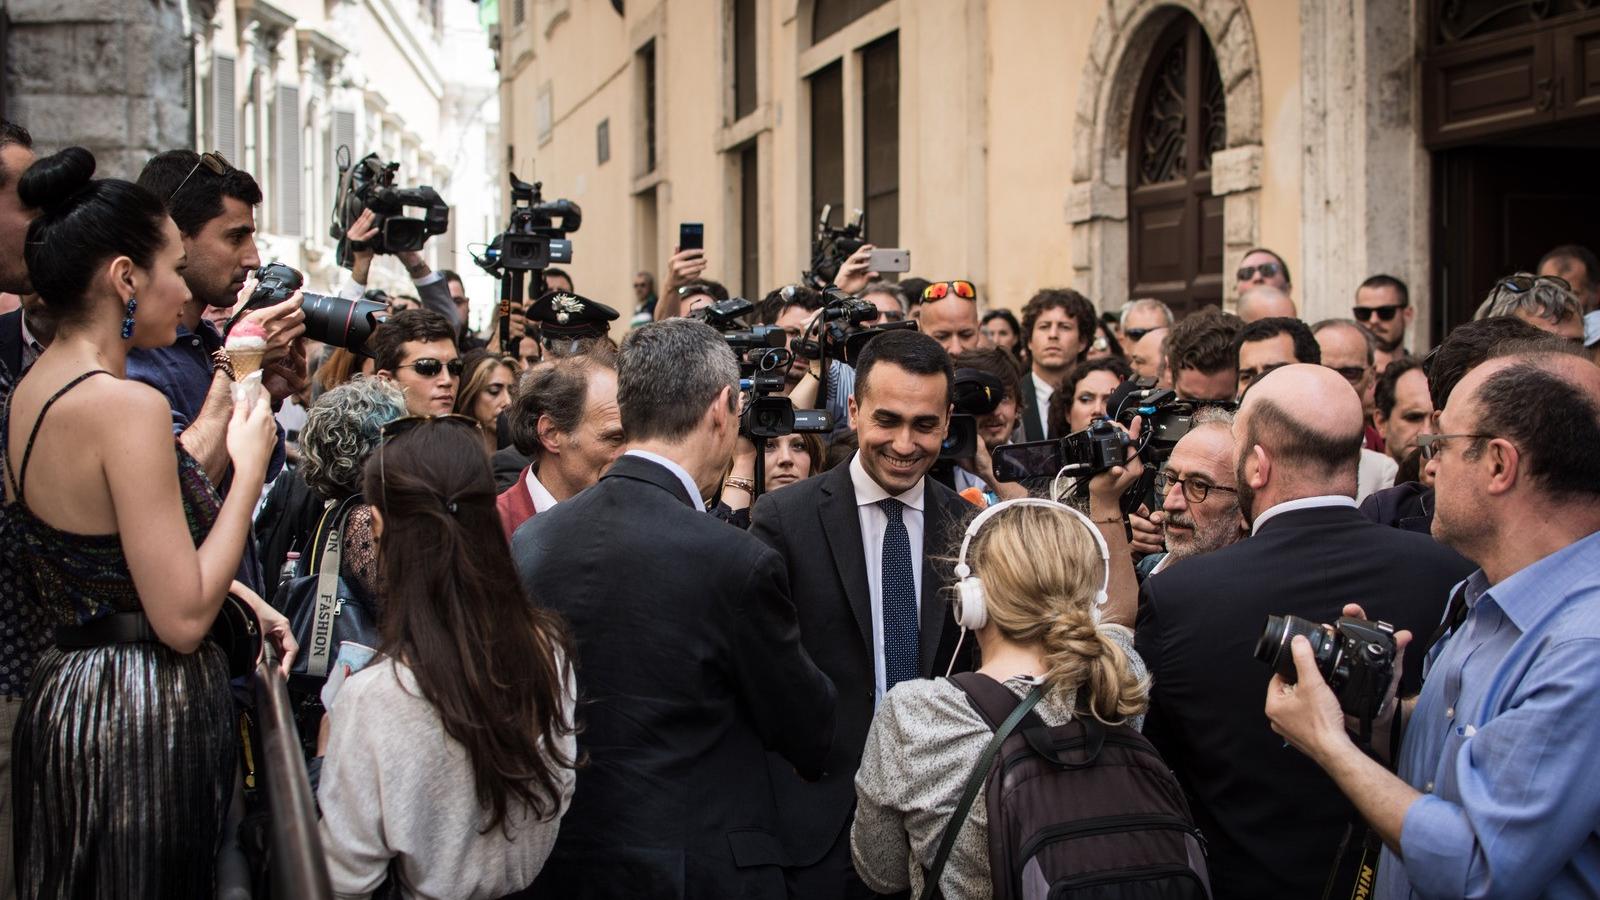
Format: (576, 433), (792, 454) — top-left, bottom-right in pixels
(990, 439), (1065, 484)
(679, 222), (704, 252)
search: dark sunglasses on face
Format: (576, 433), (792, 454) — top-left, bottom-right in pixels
(168, 151), (232, 201)
(1353, 304), (1405, 322)
(1123, 327), (1156, 342)
(1236, 262), (1282, 282)
(397, 357), (464, 378)
(920, 280), (977, 303)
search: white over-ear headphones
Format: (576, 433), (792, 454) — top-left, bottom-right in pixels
(951, 498), (1111, 631)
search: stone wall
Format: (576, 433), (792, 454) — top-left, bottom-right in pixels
(3, 0), (195, 178)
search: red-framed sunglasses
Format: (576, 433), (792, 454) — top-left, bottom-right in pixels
(920, 281), (977, 303)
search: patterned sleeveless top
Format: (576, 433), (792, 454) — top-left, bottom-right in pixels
(0, 371), (221, 695)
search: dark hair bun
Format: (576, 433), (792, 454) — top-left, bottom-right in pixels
(18, 146), (96, 213)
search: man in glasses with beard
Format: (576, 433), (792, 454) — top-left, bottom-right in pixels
(1136, 407), (1247, 580)
(1354, 274), (1414, 360)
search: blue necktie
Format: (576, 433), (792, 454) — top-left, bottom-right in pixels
(878, 498), (920, 691)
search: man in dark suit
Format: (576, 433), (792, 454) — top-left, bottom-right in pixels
(1136, 364), (1474, 899)
(514, 318), (835, 900)
(750, 329), (975, 899)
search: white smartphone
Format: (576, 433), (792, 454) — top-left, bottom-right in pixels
(867, 248), (911, 273)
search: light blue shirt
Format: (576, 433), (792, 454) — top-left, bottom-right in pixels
(1379, 528), (1600, 899)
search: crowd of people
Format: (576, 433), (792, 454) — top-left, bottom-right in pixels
(0, 116), (1597, 900)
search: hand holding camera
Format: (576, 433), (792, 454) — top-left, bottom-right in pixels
(1261, 606), (1411, 762)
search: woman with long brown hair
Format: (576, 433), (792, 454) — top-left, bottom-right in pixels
(315, 416), (577, 898)
(454, 348), (519, 455)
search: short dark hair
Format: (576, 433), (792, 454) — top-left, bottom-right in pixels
(136, 149), (263, 237)
(1537, 244), (1599, 286)
(757, 283), (822, 325)
(1470, 357), (1600, 500)
(1166, 309), (1244, 376)
(1021, 289), (1098, 362)
(0, 119), (35, 190)
(1358, 274), (1410, 307)
(1240, 247), (1292, 285)
(21, 148), (170, 324)
(1245, 397), (1361, 478)
(369, 308), (457, 374)
(854, 328), (954, 406)
(1427, 316), (1548, 410)
(543, 267), (574, 289)
(618, 318), (739, 442)
(508, 346), (617, 459)
(981, 308), (1021, 334)
(1048, 357), (1133, 437)
(438, 268), (463, 288)
(678, 280), (729, 303)
(1374, 356), (1425, 418)
(953, 346), (1024, 406)
(1235, 316), (1320, 365)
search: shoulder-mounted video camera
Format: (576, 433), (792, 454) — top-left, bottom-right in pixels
(802, 204), (867, 290)
(330, 151), (449, 268)
(477, 174), (581, 277)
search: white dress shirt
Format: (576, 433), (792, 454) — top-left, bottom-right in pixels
(1250, 494), (1358, 535)
(1031, 371), (1056, 437)
(624, 449), (704, 511)
(850, 452), (926, 703)
(524, 467), (559, 514)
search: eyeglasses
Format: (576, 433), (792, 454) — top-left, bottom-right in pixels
(1330, 365), (1369, 385)
(1153, 470), (1237, 505)
(1236, 262), (1282, 282)
(1353, 304), (1405, 322)
(168, 151), (232, 201)
(396, 357), (464, 378)
(920, 281), (977, 303)
(1122, 327), (1157, 342)
(1494, 272), (1571, 294)
(1416, 432), (1491, 461)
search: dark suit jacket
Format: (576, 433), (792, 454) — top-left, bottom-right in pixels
(747, 458), (976, 867)
(492, 445), (531, 493)
(1135, 504), (1475, 899)
(513, 454), (837, 900)
(1016, 370), (1047, 442)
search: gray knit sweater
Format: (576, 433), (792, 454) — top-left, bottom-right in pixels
(317, 657), (576, 900)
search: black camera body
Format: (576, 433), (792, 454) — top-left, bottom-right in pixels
(486, 175), (581, 275)
(694, 296), (832, 442)
(803, 204), (867, 290)
(939, 368), (1005, 462)
(241, 262), (389, 356)
(331, 153), (449, 266)
(1255, 614), (1398, 724)
(1061, 417), (1133, 474)
(793, 286), (917, 368)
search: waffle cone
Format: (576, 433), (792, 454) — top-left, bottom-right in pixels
(229, 348), (267, 378)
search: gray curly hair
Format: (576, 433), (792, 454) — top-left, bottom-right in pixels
(300, 375), (408, 500)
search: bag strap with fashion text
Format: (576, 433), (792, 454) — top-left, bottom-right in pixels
(305, 494), (360, 678)
(921, 680), (1045, 900)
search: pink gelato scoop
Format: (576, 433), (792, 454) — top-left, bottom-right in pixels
(225, 319), (269, 350)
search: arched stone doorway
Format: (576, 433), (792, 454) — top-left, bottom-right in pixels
(1067, 0), (1264, 314)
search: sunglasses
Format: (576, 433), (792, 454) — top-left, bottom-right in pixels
(1494, 272), (1571, 294)
(1416, 431), (1491, 462)
(396, 357), (464, 378)
(1236, 262), (1282, 282)
(1123, 327), (1157, 342)
(1353, 304), (1406, 322)
(920, 281), (977, 303)
(168, 151), (232, 201)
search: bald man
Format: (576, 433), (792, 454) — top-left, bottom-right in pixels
(1237, 285), (1298, 323)
(1135, 364), (1474, 899)
(1128, 326), (1169, 385)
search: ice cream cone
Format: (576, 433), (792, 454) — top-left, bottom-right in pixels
(230, 347), (267, 379)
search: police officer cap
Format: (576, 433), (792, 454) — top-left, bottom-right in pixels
(528, 289), (619, 340)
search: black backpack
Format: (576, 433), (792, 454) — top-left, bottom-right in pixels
(922, 673), (1211, 900)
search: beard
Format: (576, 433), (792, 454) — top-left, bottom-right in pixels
(1234, 453), (1258, 525)
(1165, 506), (1244, 562)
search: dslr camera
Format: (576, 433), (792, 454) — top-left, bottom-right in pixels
(1255, 614), (1398, 724)
(793, 286), (917, 369)
(695, 297), (831, 441)
(330, 152), (449, 267)
(240, 262), (389, 356)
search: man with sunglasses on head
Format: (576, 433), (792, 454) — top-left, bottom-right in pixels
(914, 279), (984, 357)
(367, 309), (460, 417)
(1235, 247), (1293, 299)
(1475, 272), (1586, 344)
(1354, 274), (1413, 359)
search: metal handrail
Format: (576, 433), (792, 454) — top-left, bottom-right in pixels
(253, 645), (334, 899)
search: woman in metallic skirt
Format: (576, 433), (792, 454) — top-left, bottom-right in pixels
(0, 147), (288, 896)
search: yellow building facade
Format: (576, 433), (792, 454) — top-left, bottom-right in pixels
(493, 0), (1600, 346)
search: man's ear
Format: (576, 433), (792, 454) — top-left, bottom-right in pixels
(847, 394), (860, 431)
(536, 412), (562, 456)
(1483, 438), (1521, 497)
(1248, 444), (1271, 490)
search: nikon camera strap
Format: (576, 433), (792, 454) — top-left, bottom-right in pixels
(1321, 820), (1384, 900)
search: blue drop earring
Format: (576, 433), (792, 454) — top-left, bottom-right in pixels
(121, 295), (138, 340)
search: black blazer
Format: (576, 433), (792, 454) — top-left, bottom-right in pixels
(748, 458), (975, 867)
(1135, 504), (1475, 899)
(1016, 369), (1047, 442)
(513, 454), (836, 900)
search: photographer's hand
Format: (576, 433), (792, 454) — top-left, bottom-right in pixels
(245, 292), (307, 365)
(834, 244), (876, 295)
(262, 338), (308, 404)
(347, 209), (380, 285)
(655, 246), (708, 320)
(723, 436), (759, 513)
(1128, 505), (1166, 555)
(1339, 603), (1414, 764)
(1088, 419), (1142, 626)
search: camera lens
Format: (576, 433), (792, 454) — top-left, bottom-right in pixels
(301, 292), (390, 356)
(1254, 614), (1330, 684)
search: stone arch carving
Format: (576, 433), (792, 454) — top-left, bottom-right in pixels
(1067, 0), (1264, 311)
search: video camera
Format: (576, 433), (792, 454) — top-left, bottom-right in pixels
(802, 204), (867, 290)
(693, 297), (832, 454)
(793, 286), (917, 368)
(235, 262), (388, 356)
(938, 368), (1006, 462)
(477, 174), (581, 277)
(330, 151), (449, 268)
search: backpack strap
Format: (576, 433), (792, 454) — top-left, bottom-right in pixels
(921, 680), (1045, 900)
(303, 494), (362, 678)
(951, 671), (1049, 734)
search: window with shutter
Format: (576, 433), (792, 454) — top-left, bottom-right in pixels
(330, 109), (357, 205)
(275, 85), (303, 236)
(212, 54), (237, 161)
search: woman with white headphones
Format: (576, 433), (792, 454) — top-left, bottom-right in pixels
(850, 499), (1150, 899)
